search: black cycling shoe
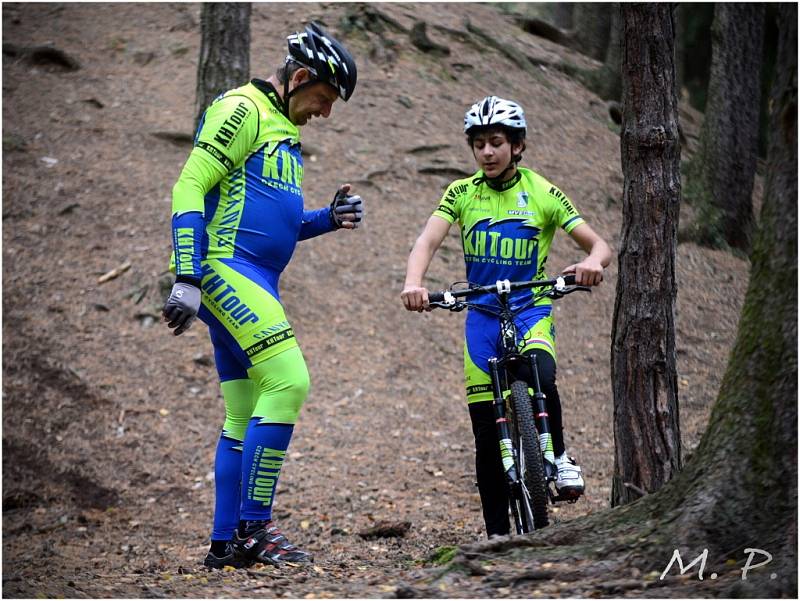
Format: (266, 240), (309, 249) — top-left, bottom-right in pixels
(203, 542), (250, 569)
(231, 522), (313, 565)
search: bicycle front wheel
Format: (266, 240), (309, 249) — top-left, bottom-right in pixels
(510, 380), (549, 529)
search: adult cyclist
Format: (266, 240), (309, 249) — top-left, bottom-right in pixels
(162, 23), (363, 568)
(400, 96), (611, 538)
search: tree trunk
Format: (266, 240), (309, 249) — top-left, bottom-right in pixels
(590, 3), (622, 101)
(195, 3), (251, 131)
(649, 6), (797, 590)
(611, 4), (682, 507)
(551, 3), (573, 30)
(572, 2), (612, 61)
(674, 4), (687, 98)
(684, 4), (765, 254)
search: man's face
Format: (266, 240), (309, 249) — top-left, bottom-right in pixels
(288, 71), (339, 126)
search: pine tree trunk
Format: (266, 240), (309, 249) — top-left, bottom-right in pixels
(649, 6), (797, 590)
(195, 3), (251, 131)
(611, 3), (682, 507)
(674, 4), (687, 97)
(685, 4), (765, 253)
(591, 3), (622, 101)
(572, 2), (612, 61)
(551, 3), (574, 30)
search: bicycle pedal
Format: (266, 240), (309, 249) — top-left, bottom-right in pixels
(550, 490), (583, 504)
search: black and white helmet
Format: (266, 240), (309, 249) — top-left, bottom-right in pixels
(464, 96), (526, 135)
(286, 22), (357, 101)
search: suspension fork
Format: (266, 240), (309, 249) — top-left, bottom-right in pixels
(528, 353), (557, 476)
(489, 358), (518, 484)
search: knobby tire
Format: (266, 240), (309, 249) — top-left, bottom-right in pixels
(510, 380), (549, 530)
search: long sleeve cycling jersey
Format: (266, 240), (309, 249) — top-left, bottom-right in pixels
(170, 79), (334, 285)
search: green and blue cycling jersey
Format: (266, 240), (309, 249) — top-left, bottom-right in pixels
(169, 79), (335, 369)
(170, 79), (334, 286)
(432, 168), (585, 403)
(432, 167), (585, 310)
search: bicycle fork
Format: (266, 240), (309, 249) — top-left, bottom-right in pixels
(528, 353), (557, 480)
(488, 358), (519, 485)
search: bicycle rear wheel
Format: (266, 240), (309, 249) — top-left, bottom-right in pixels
(510, 380), (549, 530)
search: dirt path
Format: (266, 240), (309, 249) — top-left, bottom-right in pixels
(2, 3), (750, 598)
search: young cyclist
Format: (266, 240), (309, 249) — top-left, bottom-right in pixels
(162, 23), (362, 568)
(400, 96), (611, 537)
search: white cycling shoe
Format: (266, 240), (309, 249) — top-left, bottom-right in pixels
(555, 453), (585, 499)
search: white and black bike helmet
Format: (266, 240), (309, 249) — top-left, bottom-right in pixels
(286, 22), (357, 102)
(464, 96), (527, 135)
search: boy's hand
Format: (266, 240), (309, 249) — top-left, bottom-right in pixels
(563, 259), (604, 286)
(401, 285), (430, 312)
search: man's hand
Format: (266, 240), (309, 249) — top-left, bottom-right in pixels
(162, 282), (201, 335)
(401, 284), (430, 312)
(330, 183), (363, 229)
(562, 258), (604, 286)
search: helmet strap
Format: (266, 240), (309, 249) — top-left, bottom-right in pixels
(282, 73), (292, 119)
(282, 63), (325, 123)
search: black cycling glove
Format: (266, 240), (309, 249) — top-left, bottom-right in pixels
(329, 189), (364, 228)
(163, 282), (201, 335)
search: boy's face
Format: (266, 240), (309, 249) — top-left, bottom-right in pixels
(470, 129), (522, 179)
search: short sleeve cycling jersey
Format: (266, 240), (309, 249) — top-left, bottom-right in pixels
(432, 167), (585, 307)
(170, 79), (334, 284)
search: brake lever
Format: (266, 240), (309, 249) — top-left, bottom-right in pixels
(545, 285), (592, 299)
(429, 300), (467, 312)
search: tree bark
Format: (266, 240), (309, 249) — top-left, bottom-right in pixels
(649, 6), (797, 589)
(572, 2), (612, 61)
(684, 4), (765, 254)
(674, 4), (687, 97)
(611, 4), (682, 507)
(550, 3), (574, 30)
(590, 3), (622, 101)
(195, 3), (251, 131)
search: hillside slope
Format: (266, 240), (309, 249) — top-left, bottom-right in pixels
(2, 3), (750, 597)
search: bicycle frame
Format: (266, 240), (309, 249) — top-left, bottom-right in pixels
(486, 293), (557, 490)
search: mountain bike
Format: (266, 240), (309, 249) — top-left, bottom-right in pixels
(428, 274), (589, 534)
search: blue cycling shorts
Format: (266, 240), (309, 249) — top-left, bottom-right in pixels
(463, 304), (556, 404)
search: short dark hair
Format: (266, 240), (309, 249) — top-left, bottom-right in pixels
(466, 125), (527, 160)
(276, 60), (304, 85)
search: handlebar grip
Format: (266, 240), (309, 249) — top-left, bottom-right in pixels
(428, 291), (445, 304)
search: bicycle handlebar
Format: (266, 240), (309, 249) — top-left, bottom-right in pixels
(428, 274), (578, 305)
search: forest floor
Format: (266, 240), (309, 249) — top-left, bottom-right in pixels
(2, 3), (761, 598)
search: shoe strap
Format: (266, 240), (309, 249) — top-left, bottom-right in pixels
(247, 522), (304, 557)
